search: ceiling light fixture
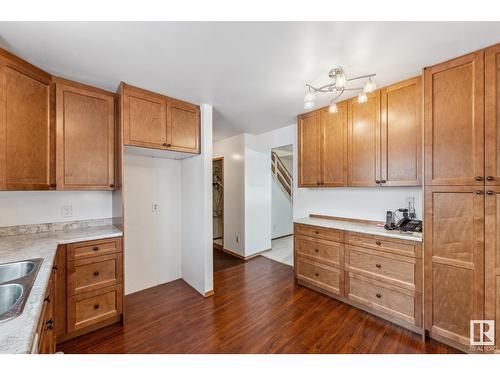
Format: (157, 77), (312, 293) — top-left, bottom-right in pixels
(304, 67), (376, 111)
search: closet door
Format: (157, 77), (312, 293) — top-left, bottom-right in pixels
(380, 77), (422, 186)
(166, 100), (200, 153)
(424, 51), (484, 186)
(0, 52), (55, 190)
(424, 186), (484, 346)
(347, 91), (381, 187)
(321, 102), (348, 187)
(486, 44), (500, 186)
(122, 83), (167, 150)
(55, 79), (115, 190)
(485, 187), (500, 351)
(298, 110), (321, 187)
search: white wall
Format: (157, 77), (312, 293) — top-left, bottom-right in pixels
(244, 134), (272, 256)
(213, 134), (245, 256)
(123, 153), (182, 295)
(0, 191), (112, 227)
(181, 104), (214, 295)
(271, 178), (293, 239)
(256, 123), (423, 222)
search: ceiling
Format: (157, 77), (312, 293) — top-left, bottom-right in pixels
(0, 22), (499, 141)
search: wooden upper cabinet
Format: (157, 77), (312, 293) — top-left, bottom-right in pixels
(381, 77), (422, 186)
(167, 100), (200, 153)
(424, 186), (484, 346)
(486, 44), (500, 186)
(424, 51), (485, 186)
(55, 78), (115, 190)
(0, 49), (55, 190)
(121, 83), (200, 154)
(298, 110), (321, 187)
(321, 102), (347, 187)
(122, 83), (167, 149)
(348, 91), (381, 187)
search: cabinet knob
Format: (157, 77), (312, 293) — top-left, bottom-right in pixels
(109, 184), (114, 188)
(166, 143), (172, 147)
(315, 273), (319, 277)
(45, 319), (53, 331)
(375, 263), (382, 268)
(162, 143), (167, 147)
(376, 293), (382, 299)
(49, 183), (57, 188)
(375, 179), (380, 184)
(476, 190), (484, 195)
(487, 191), (495, 195)
(314, 231), (319, 235)
(93, 247), (99, 251)
(94, 271), (100, 276)
(94, 304), (100, 310)
(314, 249), (319, 253)
(375, 240), (381, 246)
(44, 296), (51, 303)
(475, 176), (484, 181)
(380, 180), (386, 184)
(487, 176), (495, 181)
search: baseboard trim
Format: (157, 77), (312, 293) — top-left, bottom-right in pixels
(213, 242), (223, 250)
(222, 247), (270, 261)
(204, 290), (214, 297)
(271, 233), (293, 240)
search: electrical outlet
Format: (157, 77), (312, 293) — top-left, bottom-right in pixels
(152, 202), (159, 212)
(61, 205), (73, 218)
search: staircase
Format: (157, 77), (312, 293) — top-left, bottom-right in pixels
(271, 151), (292, 201)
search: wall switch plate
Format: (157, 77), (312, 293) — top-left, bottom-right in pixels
(61, 205), (73, 218)
(152, 202), (159, 212)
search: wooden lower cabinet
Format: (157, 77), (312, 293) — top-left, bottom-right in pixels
(424, 186), (484, 348)
(294, 223), (423, 334)
(55, 236), (124, 344)
(37, 268), (56, 354)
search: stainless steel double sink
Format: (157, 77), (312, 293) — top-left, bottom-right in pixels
(0, 259), (42, 322)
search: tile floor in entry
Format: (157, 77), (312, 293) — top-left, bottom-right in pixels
(262, 235), (293, 266)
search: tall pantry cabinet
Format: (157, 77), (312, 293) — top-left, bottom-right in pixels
(424, 44), (500, 351)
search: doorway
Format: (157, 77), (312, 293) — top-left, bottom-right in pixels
(213, 157), (224, 249)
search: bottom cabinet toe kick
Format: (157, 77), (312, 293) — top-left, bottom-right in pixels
(294, 222), (423, 335)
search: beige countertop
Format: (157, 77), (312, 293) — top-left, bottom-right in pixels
(294, 216), (422, 243)
(0, 225), (123, 354)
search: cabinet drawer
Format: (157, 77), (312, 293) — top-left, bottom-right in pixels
(67, 284), (123, 333)
(345, 233), (416, 257)
(67, 237), (122, 261)
(296, 257), (343, 296)
(295, 237), (343, 268)
(347, 245), (415, 288)
(67, 253), (123, 296)
(347, 274), (415, 323)
(295, 224), (343, 243)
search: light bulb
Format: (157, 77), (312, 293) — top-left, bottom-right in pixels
(334, 70), (346, 90)
(304, 87), (315, 109)
(363, 77), (376, 93)
(358, 92), (368, 103)
(329, 101), (338, 113)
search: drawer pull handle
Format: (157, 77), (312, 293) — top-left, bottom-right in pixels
(315, 272), (319, 277)
(487, 176), (495, 181)
(487, 191), (495, 195)
(44, 296), (50, 303)
(375, 241), (381, 246)
(45, 319), (54, 331)
(314, 249), (319, 253)
(314, 231), (319, 235)
(94, 304), (100, 310)
(94, 271), (100, 276)
(376, 293), (382, 299)
(375, 263), (382, 268)
(93, 247), (99, 251)
(475, 176), (484, 181)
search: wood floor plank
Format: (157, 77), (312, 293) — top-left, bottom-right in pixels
(58, 256), (460, 354)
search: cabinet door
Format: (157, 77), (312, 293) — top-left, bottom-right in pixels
(424, 51), (484, 186)
(485, 186), (500, 351)
(347, 91), (381, 186)
(486, 44), (500, 186)
(166, 100), (200, 153)
(321, 102), (347, 187)
(56, 79), (115, 190)
(298, 110), (321, 187)
(0, 55), (54, 190)
(381, 77), (422, 186)
(424, 186), (484, 347)
(122, 84), (167, 150)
